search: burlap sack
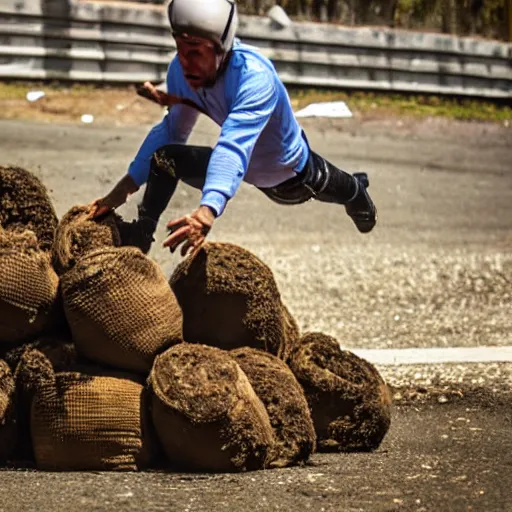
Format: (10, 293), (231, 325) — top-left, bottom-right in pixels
(0, 228), (60, 345)
(62, 246), (182, 373)
(6, 336), (77, 375)
(0, 359), (16, 463)
(288, 332), (392, 452)
(0, 165), (58, 252)
(149, 343), (275, 472)
(51, 205), (122, 275)
(7, 346), (55, 463)
(6, 339), (82, 463)
(170, 242), (300, 358)
(231, 348), (316, 468)
(31, 367), (156, 471)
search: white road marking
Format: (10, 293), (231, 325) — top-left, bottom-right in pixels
(350, 346), (512, 366)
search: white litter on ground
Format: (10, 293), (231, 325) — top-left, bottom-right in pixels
(294, 101), (353, 118)
(80, 114), (94, 124)
(26, 91), (45, 102)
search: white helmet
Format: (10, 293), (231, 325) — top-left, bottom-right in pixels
(168, 0), (238, 53)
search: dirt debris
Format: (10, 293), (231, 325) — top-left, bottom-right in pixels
(51, 205), (122, 275)
(149, 343), (275, 472)
(231, 347), (316, 468)
(0, 165), (58, 252)
(170, 242), (300, 358)
(289, 332), (392, 452)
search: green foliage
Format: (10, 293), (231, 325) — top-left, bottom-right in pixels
(237, 0), (508, 40)
(0, 82), (32, 100)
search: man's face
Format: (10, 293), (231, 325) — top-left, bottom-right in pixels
(174, 34), (222, 89)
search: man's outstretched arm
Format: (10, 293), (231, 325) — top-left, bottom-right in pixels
(90, 103), (199, 218)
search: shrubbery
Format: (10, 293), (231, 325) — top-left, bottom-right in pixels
(132, 0), (509, 40)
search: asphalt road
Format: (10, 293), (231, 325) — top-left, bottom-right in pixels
(1, 395), (511, 512)
(0, 115), (511, 511)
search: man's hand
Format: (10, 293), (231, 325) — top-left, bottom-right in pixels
(137, 81), (207, 115)
(137, 82), (174, 107)
(88, 198), (113, 219)
(88, 175), (139, 219)
(163, 206), (216, 257)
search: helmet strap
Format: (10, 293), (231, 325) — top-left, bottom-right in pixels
(220, 1), (235, 47)
(215, 49), (232, 79)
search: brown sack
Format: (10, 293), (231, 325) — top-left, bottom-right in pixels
(0, 228), (59, 345)
(149, 343), (275, 472)
(6, 339), (85, 463)
(4, 335), (76, 376)
(62, 246), (182, 373)
(0, 165), (58, 252)
(0, 359), (16, 463)
(32, 336), (77, 372)
(231, 348), (316, 468)
(31, 368), (156, 471)
(288, 332), (392, 452)
(6, 346), (55, 463)
(170, 242), (300, 358)
(6, 338), (77, 383)
(51, 205), (122, 275)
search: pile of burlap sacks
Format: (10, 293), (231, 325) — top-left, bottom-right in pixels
(0, 165), (392, 472)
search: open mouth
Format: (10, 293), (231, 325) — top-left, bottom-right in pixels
(185, 74), (201, 81)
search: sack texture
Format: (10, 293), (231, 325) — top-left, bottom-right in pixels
(170, 242), (299, 358)
(6, 340), (81, 463)
(231, 347), (316, 468)
(52, 205), (122, 275)
(150, 343), (275, 472)
(31, 368), (156, 471)
(62, 246), (182, 373)
(288, 332), (392, 452)
(0, 165), (58, 252)
(0, 228), (59, 345)
(0, 359), (16, 463)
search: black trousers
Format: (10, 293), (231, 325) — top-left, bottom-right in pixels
(139, 144), (357, 222)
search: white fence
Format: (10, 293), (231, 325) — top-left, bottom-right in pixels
(0, 0), (510, 98)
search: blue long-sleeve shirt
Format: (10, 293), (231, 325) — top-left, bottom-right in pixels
(128, 40), (310, 216)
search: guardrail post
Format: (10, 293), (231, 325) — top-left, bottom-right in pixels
(507, 0), (512, 42)
(42, 0), (73, 76)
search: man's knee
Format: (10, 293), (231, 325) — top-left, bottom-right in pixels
(150, 144), (211, 183)
(150, 144), (189, 179)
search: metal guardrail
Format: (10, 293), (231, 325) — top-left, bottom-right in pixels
(1, 0), (511, 98)
(0, 0), (174, 82)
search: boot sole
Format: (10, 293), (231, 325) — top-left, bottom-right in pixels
(349, 173), (377, 233)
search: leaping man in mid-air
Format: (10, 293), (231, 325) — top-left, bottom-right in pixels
(90, 0), (377, 256)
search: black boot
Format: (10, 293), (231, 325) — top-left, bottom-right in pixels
(259, 152), (377, 233)
(118, 205), (158, 255)
(119, 152), (178, 254)
(343, 173), (377, 234)
(121, 144), (212, 253)
(310, 153), (377, 234)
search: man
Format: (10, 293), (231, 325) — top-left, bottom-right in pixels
(90, 0), (377, 256)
